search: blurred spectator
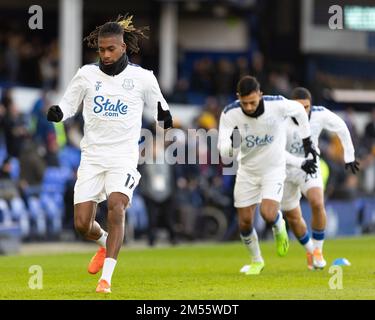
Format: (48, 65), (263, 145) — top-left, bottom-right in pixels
(31, 91), (56, 148)
(0, 156), (20, 201)
(4, 34), (22, 84)
(201, 96), (222, 125)
(364, 109), (375, 153)
(1, 89), (29, 158)
(324, 134), (360, 200)
(197, 111), (217, 130)
(219, 174), (237, 241)
(167, 78), (189, 104)
(126, 191), (149, 241)
(190, 58), (214, 94)
(31, 92), (61, 166)
(249, 51), (267, 89)
(0, 98), (6, 135)
(326, 166), (359, 200)
(234, 56), (250, 81)
(18, 138), (46, 196)
(39, 40), (59, 90)
(65, 118), (84, 150)
(360, 110), (375, 194)
(18, 40), (42, 87)
(139, 138), (177, 246)
(309, 71), (330, 106)
(174, 171), (203, 240)
(266, 70), (292, 97)
(44, 132), (60, 167)
(343, 107), (361, 150)
(213, 58), (235, 97)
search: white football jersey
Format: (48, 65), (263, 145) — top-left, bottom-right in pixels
(58, 62), (169, 168)
(285, 106), (355, 169)
(218, 96), (311, 176)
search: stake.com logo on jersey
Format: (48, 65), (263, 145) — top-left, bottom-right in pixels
(93, 95), (128, 117)
(245, 134), (274, 148)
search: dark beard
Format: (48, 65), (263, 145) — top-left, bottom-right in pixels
(99, 54), (128, 76)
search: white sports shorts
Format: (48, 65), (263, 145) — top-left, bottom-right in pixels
(74, 163), (141, 206)
(234, 168), (286, 208)
(280, 165), (323, 211)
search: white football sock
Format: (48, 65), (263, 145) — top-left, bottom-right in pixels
(240, 229), (263, 263)
(313, 239), (324, 251)
(95, 230), (108, 248)
(298, 232), (314, 253)
(312, 229), (325, 251)
(101, 258), (117, 285)
(272, 211), (284, 233)
(305, 239), (314, 253)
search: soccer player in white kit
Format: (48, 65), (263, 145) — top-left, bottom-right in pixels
(218, 76), (318, 275)
(281, 87), (359, 270)
(46, 16), (173, 293)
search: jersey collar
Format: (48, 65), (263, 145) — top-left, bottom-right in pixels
(241, 98), (265, 118)
(99, 54), (128, 76)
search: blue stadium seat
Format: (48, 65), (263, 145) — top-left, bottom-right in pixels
(301, 199), (361, 237)
(42, 166), (72, 194)
(37, 166), (72, 238)
(0, 199), (12, 226)
(9, 197), (30, 238)
(127, 192), (149, 232)
(0, 198), (22, 253)
(0, 224), (22, 254)
(0, 143), (7, 165)
(40, 193), (63, 236)
(27, 196), (47, 237)
(9, 157), (20, 181)
(58, 145), (81, 171)
(362, 199), (375, 231)
(187, 92), (208, 105)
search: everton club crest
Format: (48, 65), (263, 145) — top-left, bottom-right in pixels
(122, 79), (134, 90)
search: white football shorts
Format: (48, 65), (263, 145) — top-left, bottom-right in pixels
(280, 165), (323, 211)
(74, 163), (141, 206)
(234, 167), (286, 208)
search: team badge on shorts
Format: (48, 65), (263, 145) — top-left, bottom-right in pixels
(122, 79), (134, 90)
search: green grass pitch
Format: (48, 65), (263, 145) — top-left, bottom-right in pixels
(0, 236), (374, 300)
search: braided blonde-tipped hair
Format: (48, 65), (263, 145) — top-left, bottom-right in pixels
(84, 14), (149, 53)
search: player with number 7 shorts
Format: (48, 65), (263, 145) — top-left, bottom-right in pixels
(218, 76), (316, 275)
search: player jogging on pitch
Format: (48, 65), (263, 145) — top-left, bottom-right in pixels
(218, 76), (318, 275)
(282, 87), (359, 270)
(47, 15), (173, 293)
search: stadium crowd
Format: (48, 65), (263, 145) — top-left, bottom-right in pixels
(1, 26), (375, 245)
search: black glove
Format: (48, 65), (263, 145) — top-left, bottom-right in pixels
(47, 105), (63, 122)
(230, 126), (241, 148)
(157, 102), (173, 129)
(345, 160), (360, 174)
(301, 159), (317, 175)
(302, 137), (319, 162)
